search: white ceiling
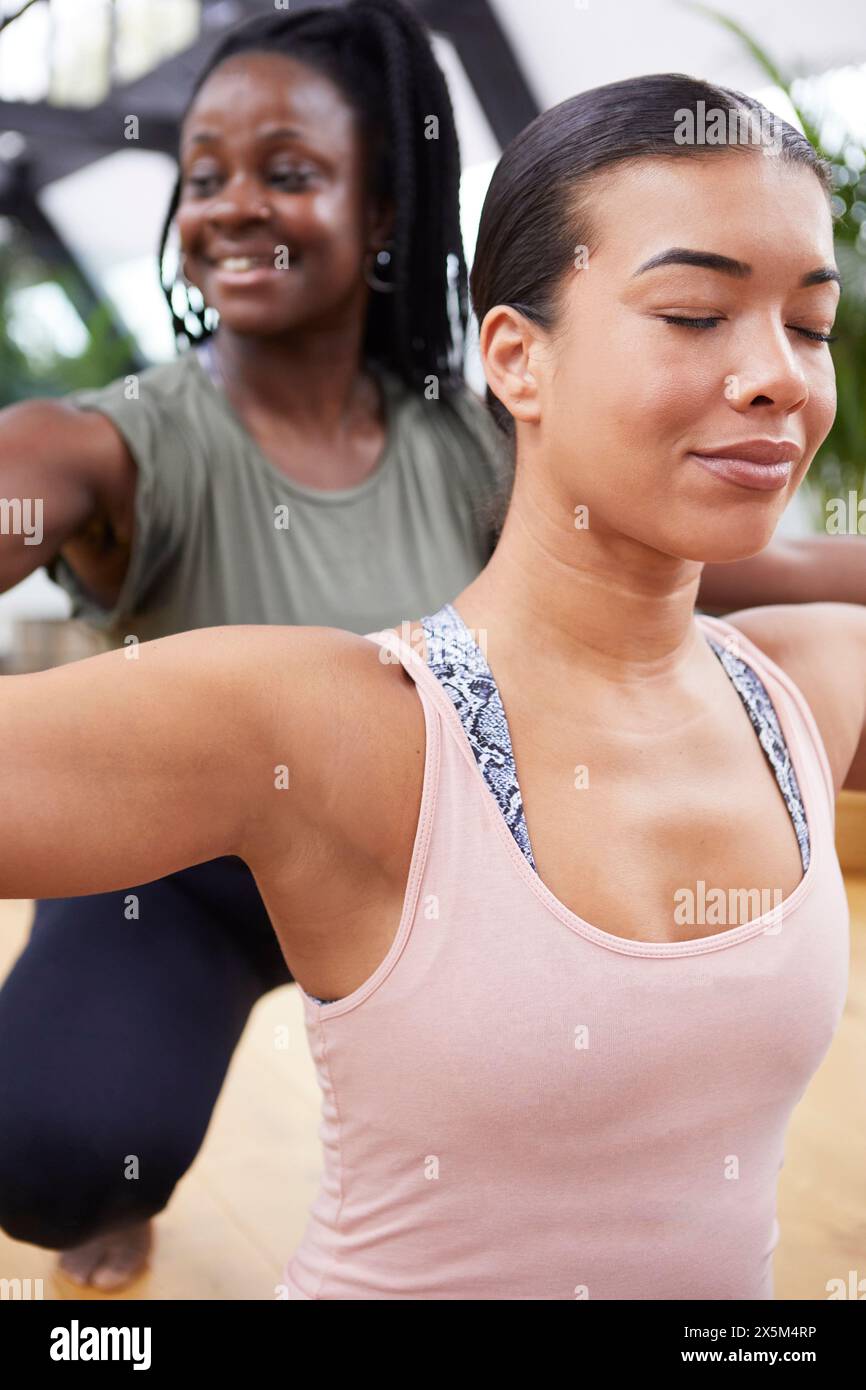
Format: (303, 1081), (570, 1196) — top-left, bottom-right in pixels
(491, 0), (866, 106)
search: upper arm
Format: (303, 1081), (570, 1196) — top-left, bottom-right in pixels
(700, 535), (866, 613)
(0, 623), (367, 901)
(0, 399), (136, 591)
(723, 601), (866, 795)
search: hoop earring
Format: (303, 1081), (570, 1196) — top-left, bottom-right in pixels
(364, 241), (395, 293)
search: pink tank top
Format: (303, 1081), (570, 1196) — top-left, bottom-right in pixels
(279, 613), (849, 1300)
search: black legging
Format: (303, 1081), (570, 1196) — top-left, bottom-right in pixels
(0, 856), (291, 1249)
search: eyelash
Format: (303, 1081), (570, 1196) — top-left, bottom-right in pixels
(269, 169), (314, 187)
(187, 169), (314, 194)
(660, 315), (837, 343)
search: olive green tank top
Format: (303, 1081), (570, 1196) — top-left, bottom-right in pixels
(48, 348), (511, 646)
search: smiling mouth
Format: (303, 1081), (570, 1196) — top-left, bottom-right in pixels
(208, 255), (276, 271)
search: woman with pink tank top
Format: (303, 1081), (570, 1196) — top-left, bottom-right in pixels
(0, 74), (862, 1300)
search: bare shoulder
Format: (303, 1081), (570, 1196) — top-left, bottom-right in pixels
(242, 619), (426, 875)
(722, 602), (866, 795)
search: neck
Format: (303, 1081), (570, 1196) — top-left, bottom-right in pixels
(456, 459), (706, 684)
(210, 317), (375, 430)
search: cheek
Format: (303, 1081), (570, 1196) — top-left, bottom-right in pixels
(553, 320), (718, 451)
(287, 184), (365, 256)
(175, 205), (204, 249)
(268, 194), (364, 299)
(805, 361), (836, 439)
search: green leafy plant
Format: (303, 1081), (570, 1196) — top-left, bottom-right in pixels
(683, 2), (866, 528)
(0, 226), (137, 408)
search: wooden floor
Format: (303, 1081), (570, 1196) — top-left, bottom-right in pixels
(1, 863), (864, 1301)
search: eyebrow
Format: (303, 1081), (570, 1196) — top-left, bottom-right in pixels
(632, 247), (841, 290)
(187, 125), (306, 147)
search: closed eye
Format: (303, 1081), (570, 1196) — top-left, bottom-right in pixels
(660, 315), (837, 343)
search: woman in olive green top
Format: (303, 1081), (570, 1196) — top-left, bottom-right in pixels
(45, 344), (506, 643)
(0, 0), (861, 1295)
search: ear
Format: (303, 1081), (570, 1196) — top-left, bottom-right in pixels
(479, 305), (542, 427)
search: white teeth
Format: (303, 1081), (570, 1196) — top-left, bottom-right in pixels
(218, 256), (264, 271)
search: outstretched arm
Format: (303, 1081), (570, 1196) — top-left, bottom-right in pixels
(0, 625), (307, 900)
(699, 536), (866, 613)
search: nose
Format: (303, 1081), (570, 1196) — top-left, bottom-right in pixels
(206, 171), (271, 229)
(725, 318), (810, 416)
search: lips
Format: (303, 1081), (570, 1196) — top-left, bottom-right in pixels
(687, 448), (800, 493)
(689, 440), (801, 466)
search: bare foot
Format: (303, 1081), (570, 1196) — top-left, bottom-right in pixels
(57, 1219), (153, 1291)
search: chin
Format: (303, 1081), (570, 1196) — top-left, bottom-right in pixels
(650, 511), (778, 564)
(681, 526), (780, 565)
(213, 307), (303, 337)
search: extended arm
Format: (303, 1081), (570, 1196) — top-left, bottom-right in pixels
(699, 536), (866, 614)
(0, 624), (296, 900)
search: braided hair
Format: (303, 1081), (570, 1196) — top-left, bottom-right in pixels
(157, 0), (468, 393)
